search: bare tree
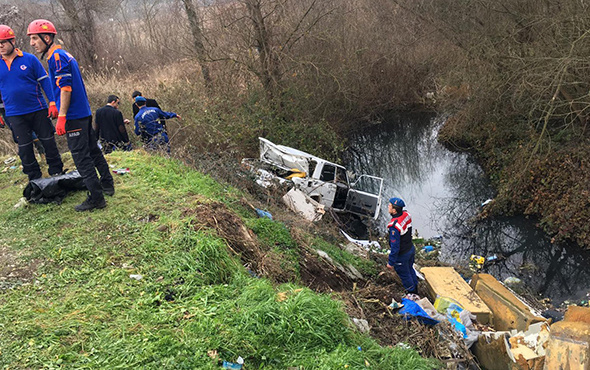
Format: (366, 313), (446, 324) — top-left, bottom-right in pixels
(181, 0), (211, 86)
(242, 0), (280, 100)
(204, 0), (339, 104)
(53, 0), (101, 69)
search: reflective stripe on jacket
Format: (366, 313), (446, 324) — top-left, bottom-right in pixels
(388, 211), (413, 265)
(46, 45), (92, 119)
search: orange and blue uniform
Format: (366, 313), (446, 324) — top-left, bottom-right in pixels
(45, 45), (91, 119)
(0, 49), (63, 179)
(44, 44), (112, 202)
(388, 210), (418, 293)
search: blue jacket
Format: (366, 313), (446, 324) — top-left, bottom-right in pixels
(0, 49), (55, 116)
(134, 106), (176, 138)
(46, 45), (91, 119)
(388, 211), (413, 265)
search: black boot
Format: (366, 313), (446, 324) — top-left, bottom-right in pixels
(102, 185), (115, 197)
(75, 194), (107, 212)
(101, 183), (115, 196)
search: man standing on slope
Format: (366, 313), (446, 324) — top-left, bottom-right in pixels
(28, 19), (114, 211)
(95, 95), (132, 154)
(0, 25), (64, 181)
(386, 197), (419, 294)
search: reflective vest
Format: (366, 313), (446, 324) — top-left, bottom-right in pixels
(388, 211), (413, 263)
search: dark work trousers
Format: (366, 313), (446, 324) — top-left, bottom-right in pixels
(65, 116), (113, 201)
(7, 109), (64, 180)
(393, 246), (418, 294)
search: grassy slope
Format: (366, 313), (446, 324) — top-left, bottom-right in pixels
(0, 151), (434, 369)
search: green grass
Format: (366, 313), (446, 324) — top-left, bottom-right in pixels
(246, 218), (301, 279)
(0, 150), (436, 369)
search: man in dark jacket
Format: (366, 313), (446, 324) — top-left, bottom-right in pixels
(94, 95), (132, 154)
(386, 197), (418, 294)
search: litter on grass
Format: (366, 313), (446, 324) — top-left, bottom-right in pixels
(113, 168), (131, 175)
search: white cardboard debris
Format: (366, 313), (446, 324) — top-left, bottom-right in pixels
(255, 168), (290, 188)
(509, 321), (551, 359)
(282, 188), (325, 221)
(476, 321), (551, 366)
(340, 229), (381, 249)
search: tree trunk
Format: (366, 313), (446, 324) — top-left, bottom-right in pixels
(55, 0), (99, 70)
(181, 0), (212, 87)
(244, 0), (281, 101)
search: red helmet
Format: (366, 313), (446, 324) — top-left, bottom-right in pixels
(0, 25), (16, 41)
(27, 19), (57, 36)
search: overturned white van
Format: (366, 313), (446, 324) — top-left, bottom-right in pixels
(244, 137), (384, 220)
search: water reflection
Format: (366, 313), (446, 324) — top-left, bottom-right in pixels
(344, 112), (590, 304)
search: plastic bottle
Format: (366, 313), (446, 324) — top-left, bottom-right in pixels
(222, 356), (244, 369)
(503, 276), (522, 286)
(112, 168), (131, 175)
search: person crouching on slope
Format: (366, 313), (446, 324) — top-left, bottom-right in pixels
(133, 96), (181, 154)
(28, 19), (114, 212)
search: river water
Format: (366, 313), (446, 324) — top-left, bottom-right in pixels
(343, 112), (590, 305)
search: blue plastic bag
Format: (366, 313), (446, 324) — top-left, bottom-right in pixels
(255, 208), (273, 220)
(448, 317), (467, 338)
(422, 245), (435, 253)
(398, 298), (439, 326)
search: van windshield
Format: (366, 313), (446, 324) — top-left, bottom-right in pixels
(335, 167), (348, 184)
(320, 164), (335, 181)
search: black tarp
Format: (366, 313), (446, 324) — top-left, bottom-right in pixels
(23, 171), (86, 204)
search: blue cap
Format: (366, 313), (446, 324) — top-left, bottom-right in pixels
(135, 96), (146, 103)
(389, 197), (405, 207)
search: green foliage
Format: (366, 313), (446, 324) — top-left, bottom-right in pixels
(157, 227), (241, 286)
(219, 281), (349, 364)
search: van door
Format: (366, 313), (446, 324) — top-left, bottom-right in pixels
(302, 163), (338, 208)
(345, 175), (384, 219)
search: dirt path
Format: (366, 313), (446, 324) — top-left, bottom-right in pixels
(0, 246), (40, 291)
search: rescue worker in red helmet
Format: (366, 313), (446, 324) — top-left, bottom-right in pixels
(0, 24), (64, 180)
(28, 19), (114, 211)
(386, 197), (419, 294)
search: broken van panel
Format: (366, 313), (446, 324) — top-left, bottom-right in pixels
(247, 137), (384, 219)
